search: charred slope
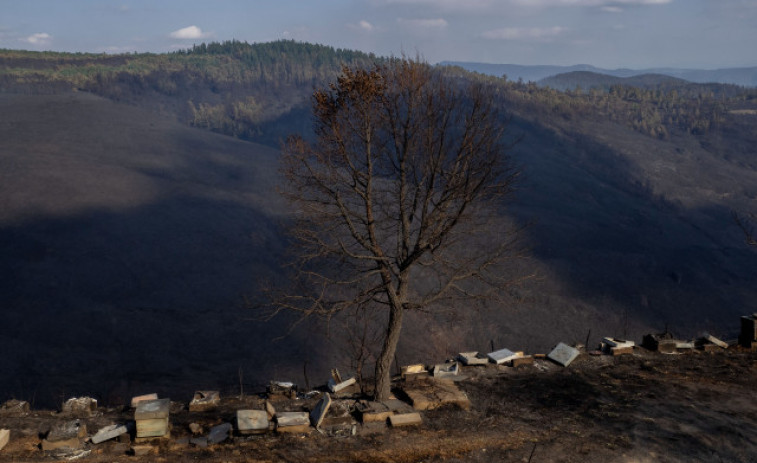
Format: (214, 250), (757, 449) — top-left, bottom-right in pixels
(0, 92), (322, 407)
(1, 81), (756, 408)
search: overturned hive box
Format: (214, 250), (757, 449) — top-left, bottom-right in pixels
(135, 398), (170, 438)
(0, 428), (9, 451)
(275, 412), (310, 434)
(397, 377), (470, 411)
(487, 348), (522, 365)
(61, 397), (98, 418)
(189, 391), (220, 412)
(267, 381), (298, 400)
(237, 410), (269, 435)
(42, 420), (87, 451)
(457, 352), (488, 366)
(643, 332), (686, 353)
(401, 364), (429, 381)
(547, 343), (580, 367)
(432, 362), (460, 378)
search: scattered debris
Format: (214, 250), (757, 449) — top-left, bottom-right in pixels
(696, 340), (721, 352)
(398, 377), (471, 411)
(401, 364), (429, 380)
(134, 398), (170, 438)
(357, 401), (394, 423)
(547, 343), (580, 367)
(704, 334), (728, 349)
(320, 416), (356, 436)
(611, 346), (634, 356)
(389, 412), (422, 427)
(49, 448), (90, 461)
(599, 338), (636, 355)
(328, 377), (358, 394)
(3, 326), (749, 460)
(91, 423), (130, 444)
(42, 420), (86, 451)
(0, 400), (29, 417)
(130, 444), (156, 456)
(0, 428), (9, 452)
(676, 341), (694, 351)
(601, 337), (634, 349)
(642, 332), (693, 354)
(457, 351), (489, 366)
(487, 348), (522, 365)
(61, 397), (98, 418)
(188, 390), (220, 412)
(696, 333), (728, 351)
(207, 423), (232, 444)
(601, 338), (635, 356)
(275, 412), (310, 434)
(309, 392), (332, 429)
(130, 393), (158, 408)
(432, 362), (460, 378)
(512, 355), (535, 367)
(267, 381), (297, 400)
(237, 410), (269, 435)
(264, 400), (277, 420)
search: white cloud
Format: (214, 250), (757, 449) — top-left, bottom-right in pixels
(360, 20), (375, 31)
(482, 26), (567, 41)
(169, 25), (211, 40)
(601, 6), (624, 12)
(397, 18), (449, 29)
(349, 20), (375, 32)
(22, 32), (51, 45)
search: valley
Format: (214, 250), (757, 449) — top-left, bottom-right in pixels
(0, 42), (756, 410)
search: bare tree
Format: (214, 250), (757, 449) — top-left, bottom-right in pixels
(274, 59), (525, 400)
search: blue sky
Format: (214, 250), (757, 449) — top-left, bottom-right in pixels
(1, 0), (755, 69)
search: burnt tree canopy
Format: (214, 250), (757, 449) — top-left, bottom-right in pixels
(276, 59), (524, 400)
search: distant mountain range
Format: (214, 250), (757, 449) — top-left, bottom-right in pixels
(536, 71), (738, 93)
(440, 62), (757, 87)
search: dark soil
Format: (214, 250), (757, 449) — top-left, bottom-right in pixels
(2, 348), (755, 462)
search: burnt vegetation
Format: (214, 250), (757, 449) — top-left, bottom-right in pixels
(1, 41), (756, 414)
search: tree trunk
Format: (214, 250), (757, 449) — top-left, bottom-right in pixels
(373, 302), (404, 401)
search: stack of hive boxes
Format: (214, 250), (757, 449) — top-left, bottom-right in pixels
(135, 399), (170, 439)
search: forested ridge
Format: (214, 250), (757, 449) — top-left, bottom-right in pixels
(0, 40), (377, 142)
(2, 40), (756, 146)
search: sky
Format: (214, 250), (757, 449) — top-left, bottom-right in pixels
(1, 0), (756, 69)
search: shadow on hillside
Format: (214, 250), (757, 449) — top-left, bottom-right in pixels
(0, 194), (330, 409)
(505, 115), (757, 348)
(1, 93), (756, 410)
